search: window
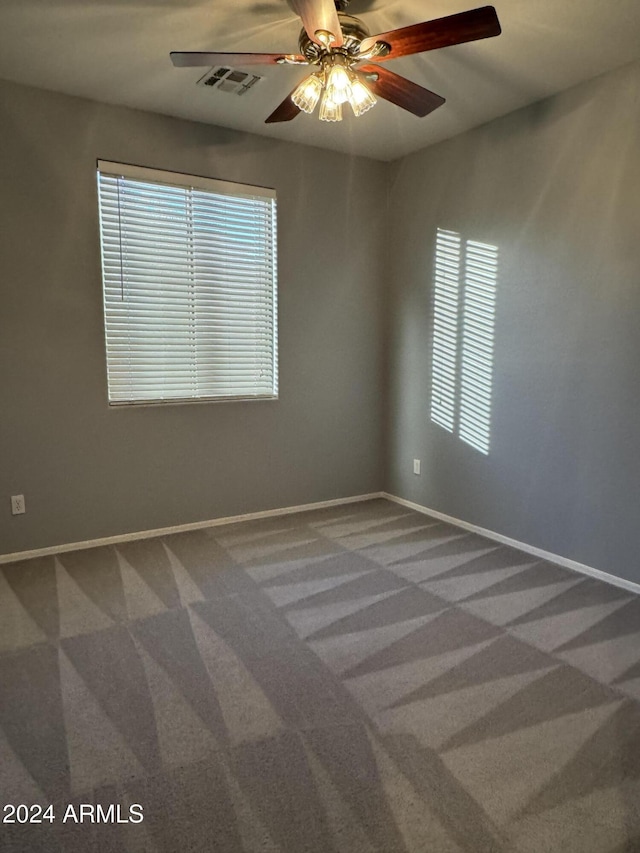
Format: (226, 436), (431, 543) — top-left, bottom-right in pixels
(97, 161), (278, 405)
(431, 228), (498, 454)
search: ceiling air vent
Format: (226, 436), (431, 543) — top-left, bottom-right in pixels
(197, 67), (262, 96)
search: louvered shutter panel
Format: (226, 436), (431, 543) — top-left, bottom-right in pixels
(97, 161), (278, 405)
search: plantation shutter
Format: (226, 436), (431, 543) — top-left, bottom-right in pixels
(97, 161), (278, 405)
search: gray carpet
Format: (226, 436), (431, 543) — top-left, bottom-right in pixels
(2, 498), (640, 852)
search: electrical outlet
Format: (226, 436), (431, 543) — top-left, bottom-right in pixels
(11, 494), (25, 515)
(413, 459), (421, 475)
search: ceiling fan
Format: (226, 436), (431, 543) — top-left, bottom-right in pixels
(170, 0), (501, 124)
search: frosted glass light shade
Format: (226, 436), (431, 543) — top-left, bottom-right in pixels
(325, 65), (352, 105)
(319, 92), (342, 122)
(349, 78), (377, 117)
(291, 74), (323, 114)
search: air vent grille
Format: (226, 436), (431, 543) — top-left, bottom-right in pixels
(197, 67), (262, 95)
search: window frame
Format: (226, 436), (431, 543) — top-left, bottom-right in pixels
(96, 160), (278, 408)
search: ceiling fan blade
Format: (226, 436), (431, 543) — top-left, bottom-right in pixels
(359, 6), (501, 61)
(171, 51), (307, 68)
(265, 92), (302, 123)
(290, 0), (344, 47)
(358, 64), (445, 117)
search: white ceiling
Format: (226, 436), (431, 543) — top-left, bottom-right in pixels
(0, 0), (639, 161)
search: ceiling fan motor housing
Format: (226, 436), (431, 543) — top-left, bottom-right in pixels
(298, 12), (371, 61)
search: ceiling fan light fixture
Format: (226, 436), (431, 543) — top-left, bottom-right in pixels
(319, 91), (342, 122)
(325, 63), (352, 105)
(291, 73), (324, 113)
(349, 77), (377, 116)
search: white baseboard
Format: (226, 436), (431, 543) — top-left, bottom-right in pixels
(383, 492), (640, 597)
(0, 492), (385, 565)
(7, 490), (636, 599)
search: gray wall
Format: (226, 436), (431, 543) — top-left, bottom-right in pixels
(386, 60), (640, 583)
(0, 78), (387, 554)
(4, 58), (640, 583)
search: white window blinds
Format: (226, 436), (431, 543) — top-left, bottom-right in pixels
(97, 161), (278, 405)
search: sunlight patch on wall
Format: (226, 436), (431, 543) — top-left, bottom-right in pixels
(431, 229), (461, 432)
(431, 229), (498, 455)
